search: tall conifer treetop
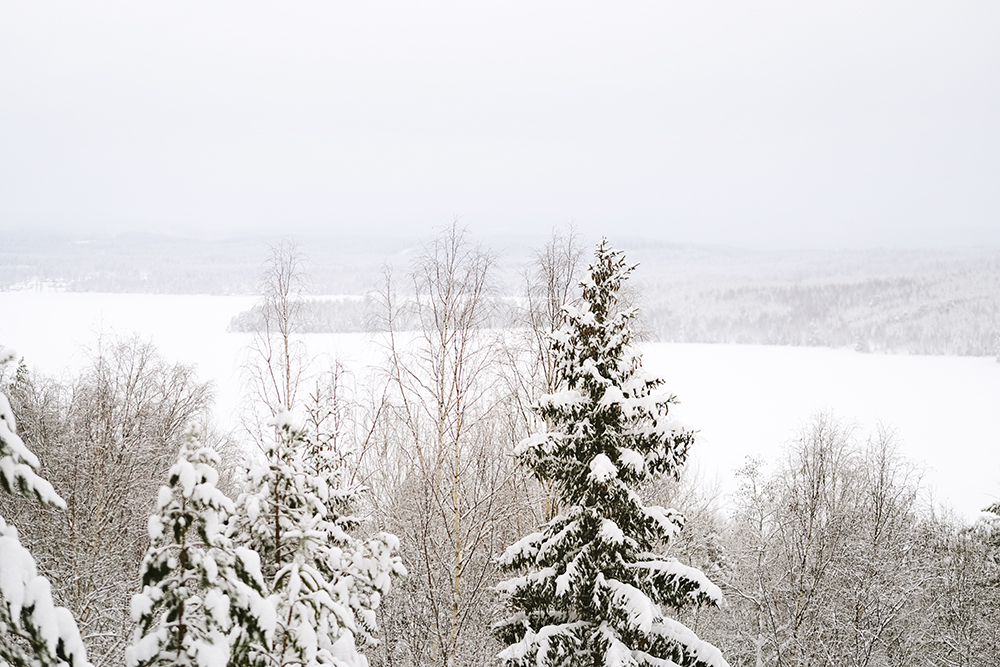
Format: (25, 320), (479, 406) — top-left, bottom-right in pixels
(127, 439), (272, 667)
(495, 240), (729, 667)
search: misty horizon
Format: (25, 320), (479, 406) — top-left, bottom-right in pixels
(2, 2), (998, 250)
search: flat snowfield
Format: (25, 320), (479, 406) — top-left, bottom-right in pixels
(2, 291), (998, 520)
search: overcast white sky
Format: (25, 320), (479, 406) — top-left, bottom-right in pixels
(1, 1), (998, 248)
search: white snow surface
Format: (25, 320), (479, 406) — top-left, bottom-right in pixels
(589, 454), (618, 483)
(499, 531), (544, 567)
(649, 616), (729, 667)
(641, 506), (682, 542)
(539, 388), (586, 411)
(496, 620), (589, 665)
(599, 519), (628, 546)
(2, 292), (1000, 519)
(628, 559), (724, 606)
(602, 577), (658, 634)
(617, 448), (646, 474)
(599, 623), (636, 667)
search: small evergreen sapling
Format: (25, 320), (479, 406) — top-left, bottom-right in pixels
(127, 439), (273, 667)
(494, 241), (729, 667)
(1, 371), (89, 667)
(227, 413), (403, 667)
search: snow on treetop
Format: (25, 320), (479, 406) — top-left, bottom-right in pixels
(589, 454), (618, 483)
(600, 575), (658, 634)
(597, 623), (634, 667)
(499, 531), (544, 567)
(513, 432), (550, 457)
(495, 567), (558, 596)
(496, 620), (591, 664)
(538, 389), (586, 415)
(267, 409), (302, 432)
(599, 518), (630, 546)
(640, 506), (683, 542)
(649, 617), (728, 667)
(598, 385), (627, 412)
(617, 448), (645, 474)
(626, 559), (724, 607)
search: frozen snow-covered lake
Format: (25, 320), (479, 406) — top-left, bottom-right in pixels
(2, 290), (999, 521)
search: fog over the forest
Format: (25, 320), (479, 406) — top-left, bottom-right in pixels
(2, 1), (999, 248)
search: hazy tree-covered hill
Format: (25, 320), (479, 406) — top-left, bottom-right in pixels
(627, 243), (1000, 356)
(4, 231), (998, 356)
(0, 230), (419, 295)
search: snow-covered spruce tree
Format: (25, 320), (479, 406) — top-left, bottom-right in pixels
(1, 369), (88, 667)
(127, 437), (273, 667)
(494, 241), (728, 667)
(228, 413), (403, 667)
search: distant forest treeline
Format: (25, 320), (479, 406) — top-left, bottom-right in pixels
(631, 246), (1000, 356)
(642, 268), (1000, 355)
(5, 231), (999, 356)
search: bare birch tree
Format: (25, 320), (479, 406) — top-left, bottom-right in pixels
(241, 239), (309, 438)
(502, 227), (586, 435)
(720, 415), (936, 667)
(371, 223), (529, 667)
(496, 227), (587, 526)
